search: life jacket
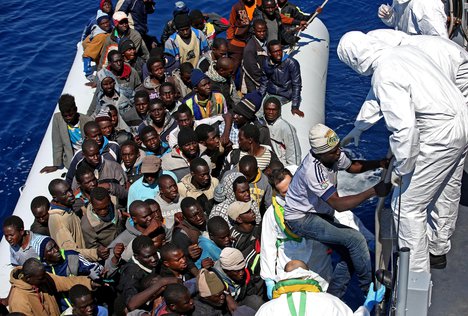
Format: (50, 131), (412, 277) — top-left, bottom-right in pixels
(272, 196), (302, 244)
(185, 93), (224, 120)
(272, 278), (322, 316)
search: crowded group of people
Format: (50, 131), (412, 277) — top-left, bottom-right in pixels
(2, 0), (466, 315)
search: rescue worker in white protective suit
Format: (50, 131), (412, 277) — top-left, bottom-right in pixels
(377, 0), (448, 37)
(337, 31), (468, 272)
(256, 260), (385, 316)
(364, 29), (468, 100)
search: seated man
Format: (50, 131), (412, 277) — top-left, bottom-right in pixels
(89, 75), (132, 120)
(120, 140), (146, 187)
(257, 0), (297, 45)
(284, 124), (391, 298)
(160, 242), (195, 281)
(195, 124), (226, 178)
(159, 82), (181, 116)
(259, 40), (303, 117)
(95, 50), (141, 104)
(66, 121), (121, 184)
(237, 155), (272, 213)
(172, 197), (207, 275)
(105, 201), (159, 275)
(277, 0), (310, 30)
(162, 127), (211, 181)
(73, 164), (101, 217)
(81, 0), (113, 41)
(157, 283), (195, 315)
(41, 94), (92, 173)
(228, 201), (261, 275)
(183, 69), (227, 120)
(222, 124), (278, 174)
(178, 157), (219, 214)
(81, 187), (125, 249)
(119, 39), (145, 78)
(156, 175), (182, 231)
(213, 247), (264, 311)
(138, 99), (177, 147)
(189, 9), (216, 47)
(241, 19), (268, 93)
(117, 236), (177, 315)
(165, 14), (209, 67)
(39, 237), (108, 312)
(261, 96), (301, 165)
(256, 260), (384, 316)
(95, 111), (132, 146)
(127, 155), (177, 209)
(8, 258), (95, 316)
(206, 57), (241, 110)
(30, 196), (50, 236)
(3, 215), (48, 266)
(63, 284), (108, 316)
(48, 179), (103, 262)
(196, 216), (232, 269)
(121, 90), (150, 134)
(193, 268), (256, 316)
(197, 37), (228, 72)
(172, 61), (194, 99)
(139, 125), (171, 158)
(69, 140), (127, 201)
(139, 57), (176, 101)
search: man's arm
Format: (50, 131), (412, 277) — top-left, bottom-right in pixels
(347, 159), (389, 174)
(290, 58), (302, 109)
(326, 181), (390, 212)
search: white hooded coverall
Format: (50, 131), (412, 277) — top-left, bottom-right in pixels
(337, 31), (468, 272)
(380, 0), (448, 37)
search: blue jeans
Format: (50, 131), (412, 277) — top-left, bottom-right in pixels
(286, 213), (371, 298)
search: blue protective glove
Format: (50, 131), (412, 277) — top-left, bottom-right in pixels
(368, 240), (376, 253)
(83, 57), (93, 77)
(265, 278), (275, 300)
(364, 282), (385, 311)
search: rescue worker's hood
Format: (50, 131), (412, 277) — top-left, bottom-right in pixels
(337, 31), (391, 76)
(367, 29), (409, 48)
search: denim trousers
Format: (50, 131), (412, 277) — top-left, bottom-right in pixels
(286, 213), (372, 298)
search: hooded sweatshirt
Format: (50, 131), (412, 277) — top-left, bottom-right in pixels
(8, 267), (91, 316)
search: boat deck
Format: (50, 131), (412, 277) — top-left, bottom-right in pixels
(429, 170), (468, 315)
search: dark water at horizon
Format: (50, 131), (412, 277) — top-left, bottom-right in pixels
(0, 0), (390, 308)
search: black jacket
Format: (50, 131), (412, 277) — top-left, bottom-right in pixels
(259, 56), (302, 109)
(242, 37), (268, 93)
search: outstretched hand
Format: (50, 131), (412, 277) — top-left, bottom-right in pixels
(364, 282), (385, 311)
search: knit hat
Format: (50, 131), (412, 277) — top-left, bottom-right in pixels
(308, 124), (340, 154)
(197, 268), (225, 297)
(233, 91), (263, 120)
(95, 110), (112, 123)
(178, 127), (198, 147)
(220, 247), (245, 271)
(141, 155), (162, 173)
(36, 236), (52, 260)
(96, 10), (110, 24)
(191, 69), (208, 87)
(113, 11), (128, 26)
(173, 1), (190, 16)
(174, 14), (191, 30)
(119, 39), (136, 54)
(227, 201), (252, 221)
